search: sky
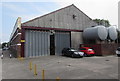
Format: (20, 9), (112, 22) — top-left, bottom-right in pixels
(0, 0), (119, 43)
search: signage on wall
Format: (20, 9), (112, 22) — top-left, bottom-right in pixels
(21, 40), (25, 42)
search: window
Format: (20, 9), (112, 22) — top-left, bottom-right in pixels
(80, 48), (86, 50)
(117, 47), (120, 51)
(67, 48), (70, 50)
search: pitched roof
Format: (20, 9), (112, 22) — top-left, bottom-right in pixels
(22, 4), (93, 25)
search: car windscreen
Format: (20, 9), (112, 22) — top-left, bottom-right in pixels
(70, 49), (77, 51)
(88, 49), (93, 51)
(117, 48), (120, 51)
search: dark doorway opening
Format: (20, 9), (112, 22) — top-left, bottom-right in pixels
(50, 35), (55, 55)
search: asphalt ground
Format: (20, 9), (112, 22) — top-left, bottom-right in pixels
(1, 50), (119, 79)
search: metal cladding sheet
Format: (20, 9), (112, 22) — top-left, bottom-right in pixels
(25, 30), (50, 57)
(55, 32), (70, 55)
(83, 26), (108, 40)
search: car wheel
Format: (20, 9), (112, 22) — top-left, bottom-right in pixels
(80, 56), (83, 58)
(62, 53), (64, 56)
(71, 54), (74, 58)
(84, 53), (87, 57)
(117, 54), (120, 57)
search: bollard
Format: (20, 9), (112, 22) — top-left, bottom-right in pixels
(17, 55), (24, 61)
(34, 64), (37, 76)
(20, 57), (24, 61)
(29, 62), (32, 70)
(42, 69), (45, 80)
(18, 57), (21, 60)
(56, 77), (60, 81)
(18, 55), (20, 58)
(17, 55), (20, 60)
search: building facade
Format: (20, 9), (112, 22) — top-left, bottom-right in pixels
(9, 4), (97, 57)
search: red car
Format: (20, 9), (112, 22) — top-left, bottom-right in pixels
(79, 47), (95, 56)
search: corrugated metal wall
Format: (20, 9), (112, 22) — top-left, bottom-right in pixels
(55, 32), (70, 55)
(25, 30), (70, 57)
(25, 30), (50, 57)
(71, 32), (83, 50)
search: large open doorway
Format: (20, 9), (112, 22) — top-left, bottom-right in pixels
(50, 35), (55, 55)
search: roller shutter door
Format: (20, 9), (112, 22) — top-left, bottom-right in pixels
(25, 30), (50, 57)
(55, 32), (70, 55)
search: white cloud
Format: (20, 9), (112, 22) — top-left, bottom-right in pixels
(1, 0), (54, 2)
(9, 12), (49, 23)
(27, 3), (50, 16)
(2, 2), (50, 23)
(0, 3), (2, 43)
(18, 14), (42, 23)
(3, 3), (27, 12)
(52, 0), (119, 27)
(2, 0), (119, 26)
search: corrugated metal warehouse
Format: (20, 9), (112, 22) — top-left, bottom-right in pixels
(9, 4), (97, 57)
